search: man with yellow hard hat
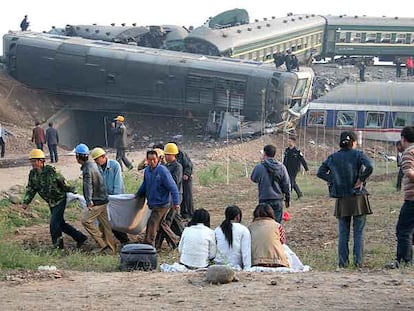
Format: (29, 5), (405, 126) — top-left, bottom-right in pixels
(111, 115), (133, 171)
(90, 147), (129, 245)
(22, 149), (87, 249)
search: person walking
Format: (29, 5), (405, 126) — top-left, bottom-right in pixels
(22, 149), (87, 249)
(90, 147), (129, 245)
(283, 136), (309, 199)
(46, 122), (59, 163)
(135, 149), (180, 247)
(0, 122), (14, 158)
(317, 131), (374, 268)
(32, 121), (46, 151)
(155, 142), (183, 250)
(75, 143), (116, 254)
(111, 115), (133, 170)
(20, 15), (29, 31)
(174, 142), (194, 219)
(386, 126), (414, 269)
(251, 144), (291, 223)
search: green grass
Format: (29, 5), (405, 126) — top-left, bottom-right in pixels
(0, 160), (409, 273)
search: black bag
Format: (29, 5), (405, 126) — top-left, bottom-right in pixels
(119, 243), (157, 271)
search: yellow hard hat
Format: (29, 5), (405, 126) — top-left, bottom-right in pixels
(116, 115), (125, 122)
(153, 148), (165, 158)
(90, 147), (106, 160)
(29, 149), (45, 159)
(164, 143), (179, 155)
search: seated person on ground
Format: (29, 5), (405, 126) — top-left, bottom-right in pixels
(248, 203), (290, 268)
(178, 208), (216, 269)
(214, 205), (251, 270)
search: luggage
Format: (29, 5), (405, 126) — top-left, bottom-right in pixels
(119, 243), (157, 271)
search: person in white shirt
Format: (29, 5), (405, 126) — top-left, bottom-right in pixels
(178, 208), (216, 269)
(214, 205), (251, 270)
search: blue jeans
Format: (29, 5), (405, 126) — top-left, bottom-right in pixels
(338, 215), (366, 267)
(396, 200), (414, 264)
(260, 199), (283, 223)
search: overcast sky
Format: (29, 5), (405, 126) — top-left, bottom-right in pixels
(1, 0), (411, 55)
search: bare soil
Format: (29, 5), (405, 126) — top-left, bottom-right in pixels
(1, 65), (413, 310)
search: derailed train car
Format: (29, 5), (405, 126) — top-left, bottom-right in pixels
(2, 31), (314, 135)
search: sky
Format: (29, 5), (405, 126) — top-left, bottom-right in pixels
(0, 0), (411, 55)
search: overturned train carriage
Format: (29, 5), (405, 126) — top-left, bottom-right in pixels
(2, 32), (313, 134)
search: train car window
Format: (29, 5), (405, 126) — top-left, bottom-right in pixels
(292, 79), (307, 97)
(338, 32), (347, 43)
(365, 33), (376, 43)
(395, 34), (405, 44)
(380, 33), (391, 43)
(393, 112), (414, 128)
(365, 112), (385, 128)
(308, 111), (325, 126)
(350, 32), (361, 43)
(336, 111), (356, 127)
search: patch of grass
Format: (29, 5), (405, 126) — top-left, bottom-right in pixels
(0, 159), (408, 273)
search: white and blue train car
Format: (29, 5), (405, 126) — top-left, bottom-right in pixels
(302, 82), (414, 142)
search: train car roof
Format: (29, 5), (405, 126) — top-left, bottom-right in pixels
(325, 15), (414, 27)
(186, 14), (326, 52)
(310, 82), (414, 111)
(68, 24), (148, 40)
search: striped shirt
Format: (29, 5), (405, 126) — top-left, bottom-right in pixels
(402, 143), (414, 200)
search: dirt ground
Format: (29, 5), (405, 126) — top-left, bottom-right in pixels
(1, 269), (414, 310)
(1, 64), (414, 310)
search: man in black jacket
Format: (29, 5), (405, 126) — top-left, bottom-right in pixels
(173, 142), (194, 219)
(283, 137), (309, 199)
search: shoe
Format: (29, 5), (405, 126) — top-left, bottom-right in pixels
(76, 236), (87, 249)
(384, 260), (400, 269)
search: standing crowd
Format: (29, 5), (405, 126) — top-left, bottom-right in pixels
(18, 115), (414, 270)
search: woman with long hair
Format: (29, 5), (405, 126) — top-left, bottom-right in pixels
(214, 205), (251, 270)
(317, 131), (373, 268)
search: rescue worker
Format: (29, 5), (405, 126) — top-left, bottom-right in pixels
(173, 142), (194, 219)
(90, 147), (129, 245)
(22, 149), (87, 249)
(136, 149), (180, 247)
(75, 143), (116, 254)
(283, 136), (309, 199)
(155, 142), (183, 250)
(111, 115), (133, 171)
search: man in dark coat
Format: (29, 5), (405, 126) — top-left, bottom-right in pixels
(251, 144), (291, 223)
(111, 115), (133, 171)
(174, 142), (194, 219)
(283, 136), (309, 199)
(20, 15), (29, 31)
(46, 122), (59, 163)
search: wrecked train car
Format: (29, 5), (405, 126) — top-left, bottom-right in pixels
(2, 32), (314, 135)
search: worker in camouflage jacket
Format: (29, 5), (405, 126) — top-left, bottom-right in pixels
(22, 149), (87, 249)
